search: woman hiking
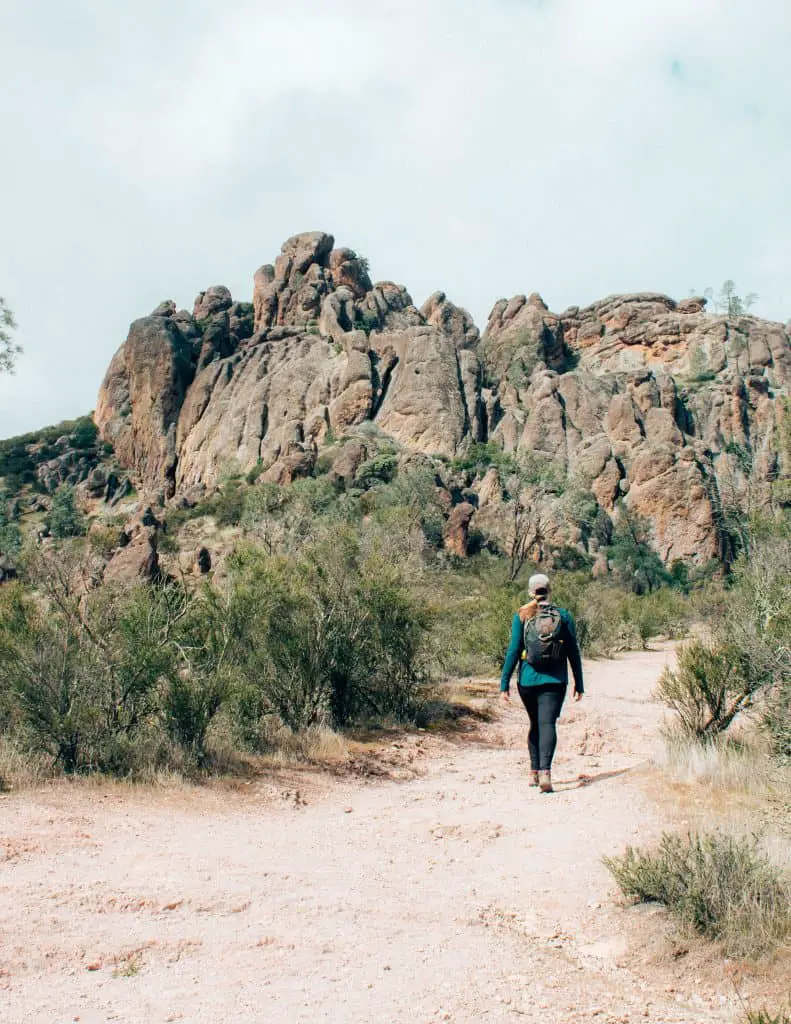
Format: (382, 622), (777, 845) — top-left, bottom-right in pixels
(500, 573), (584, 793)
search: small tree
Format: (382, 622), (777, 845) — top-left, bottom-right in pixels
(226, 528), (434, 732)
(46, 486), (86, 538)
(507, 492), (544, 582)
(0, 297), (21, 374)
(656, 639), (757, 737)
(163, 585), (234, 767)
(703, 280), (758, 317)
(241, 482), (286, 554)
(0, 490), (22, 559)
(607, 507), (670, 594)
(503, 454), (563, 582)
(0, 550), (185, 773)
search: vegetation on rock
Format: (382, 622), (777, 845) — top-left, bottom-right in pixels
(0, 296), (20, 374)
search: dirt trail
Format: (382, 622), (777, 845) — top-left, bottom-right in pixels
(1, 647), (743, 1023)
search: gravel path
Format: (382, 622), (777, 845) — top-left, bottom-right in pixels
(0, 647), (741, 1023)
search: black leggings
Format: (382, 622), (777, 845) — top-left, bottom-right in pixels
(517, 683), (566, 771)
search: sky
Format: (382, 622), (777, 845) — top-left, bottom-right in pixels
(1, 0), (790, 438)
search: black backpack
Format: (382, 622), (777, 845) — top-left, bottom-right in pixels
(523, 602), (565, 668)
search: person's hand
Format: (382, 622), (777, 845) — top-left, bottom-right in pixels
(573, 690), (583, 702)
(501, 690), (511, 704)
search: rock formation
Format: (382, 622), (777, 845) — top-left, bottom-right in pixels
(94, 232), (791, 566)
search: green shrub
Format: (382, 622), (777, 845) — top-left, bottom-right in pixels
(214, 480), (246, 527)
(0, 576), (178, 773)
(227, 529), (434, 730)
(441, 580), (523, 677)
(656, 639), (760, 738)
(353, 310), (379, 334)
(245, 460), (265, 485)
(162, 586), (233, 767)
(551, 545), (593, 572)
(605, 830), (791, 957)
(355, 451), (399, 489)
(450, 441), (519, 478)
(700, 536), (791, 755)
(0, 493), (22, 558)
(87, 524), (124, 560)
(367, 465), (445, 548)
(607, 509), (671, 594)
(46, 485), (86, 538)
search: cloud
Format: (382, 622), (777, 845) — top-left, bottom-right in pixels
(1, 0), (789, 436)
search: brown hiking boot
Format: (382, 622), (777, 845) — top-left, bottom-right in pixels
(538, 770), (553, 793)
(529, 770), (540, 787)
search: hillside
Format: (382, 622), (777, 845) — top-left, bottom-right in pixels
(3, 231), (791, 576)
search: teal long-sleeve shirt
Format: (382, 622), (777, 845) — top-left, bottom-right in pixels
(499, 608), (584, 694)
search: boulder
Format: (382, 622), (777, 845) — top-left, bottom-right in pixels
(95, 315), (195, 498)
(261, 443), (316, 485)
(327, 441), (368, 488)
(444, 501), (475, 557)
(193, 286), (233, 320)
(103, 530), (160, 584)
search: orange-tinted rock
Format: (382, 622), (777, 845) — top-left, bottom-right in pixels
(444, 502), (475, 557)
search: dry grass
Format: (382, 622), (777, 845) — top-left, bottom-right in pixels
(0, 734), (52, 791)
(657, 730), (775, 797)
(633, 728), (791, 961)
(250, 723), (350, 769)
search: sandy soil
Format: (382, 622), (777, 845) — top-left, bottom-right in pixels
(0, 647), (766, 1023)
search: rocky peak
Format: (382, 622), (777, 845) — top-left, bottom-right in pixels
(193, 286), (233, 321)
(93, 231), (791, 567)
(253, 230), (336, 331)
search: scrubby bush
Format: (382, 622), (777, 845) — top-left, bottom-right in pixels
(605, 830), (791, 957)
(46, 485), (86, 538)
(656, 640), (760, 738)
(355, 450), (399, 489)
(550, 545), (593, 572)
(0, 574), (177, 773)
(367, 465), (446, 548)
(162, 586), (234, 767)
(607, 509), (671, 594)
(450, 441), (519, 478)
(226, 527), (435, 730)
(214, 479), (246, 527)
(658, 533), (791, 755)
(0, 492), (22, 558)
(764, 676), (791, 761)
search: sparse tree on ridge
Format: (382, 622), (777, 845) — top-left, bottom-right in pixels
(702, 280), (759, 317)
(0, 296), (21, 374)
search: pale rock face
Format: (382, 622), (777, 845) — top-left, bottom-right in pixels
(95, 315), (195, 499)
(371, 327), (471, 457)
(95, 232), (791, 566)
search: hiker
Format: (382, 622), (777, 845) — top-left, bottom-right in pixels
(500, 573), (584, 793)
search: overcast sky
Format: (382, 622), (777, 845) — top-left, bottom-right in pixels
(1, 0), (789, 438)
